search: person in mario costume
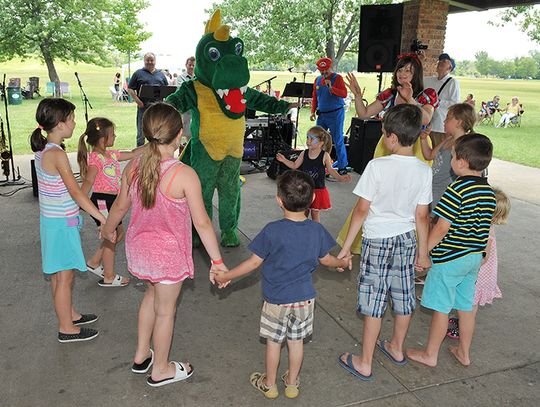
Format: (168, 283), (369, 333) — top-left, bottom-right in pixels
(310, 57), (348, 174)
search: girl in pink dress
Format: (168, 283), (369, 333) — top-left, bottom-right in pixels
(447, 187), (511, 339)
(77, 117), (144, 287)
(102, 103), (227, 387)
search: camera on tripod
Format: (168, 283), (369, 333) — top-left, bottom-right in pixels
(410, 39), (428, 53)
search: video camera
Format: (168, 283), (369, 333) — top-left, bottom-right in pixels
(410, 39), (428, 53)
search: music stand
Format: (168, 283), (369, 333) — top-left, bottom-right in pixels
(282, 82), (312, 147)
(139, 85), (177, 101)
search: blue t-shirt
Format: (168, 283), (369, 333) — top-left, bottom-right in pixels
(248, 218), (336, 304)
(128, 68), (168, 106)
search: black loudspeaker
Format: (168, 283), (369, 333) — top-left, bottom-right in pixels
(348, 118), (382, 174)
(358, 4), (403, 73)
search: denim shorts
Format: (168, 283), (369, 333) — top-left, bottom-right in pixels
(421, 253), (482, 314)
(357, 231), (417, 318)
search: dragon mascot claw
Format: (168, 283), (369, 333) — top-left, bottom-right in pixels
(166, 10), (292, 247)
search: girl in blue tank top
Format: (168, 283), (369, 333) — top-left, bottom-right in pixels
(276, 126), (351, 222)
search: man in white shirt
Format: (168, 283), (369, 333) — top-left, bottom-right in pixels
(423, 53), (460, 147)
(177, 56), (195, 139)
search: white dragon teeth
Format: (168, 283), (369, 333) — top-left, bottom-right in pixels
(240, 86), (247, 94)
(241, 99), (246, 104)
(217, 89), (224, 98)
(225, 105), (231, 110)
(223, 89), (229, 96)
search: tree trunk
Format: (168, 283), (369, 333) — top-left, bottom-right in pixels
(41, 46), (61, 97)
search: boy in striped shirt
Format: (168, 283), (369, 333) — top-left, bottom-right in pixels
(408, 134), (496, 367)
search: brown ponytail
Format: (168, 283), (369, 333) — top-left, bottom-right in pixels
(132, 103), (182, 208)
(448, 103), (476, 134)
(77, 117), (115, 178)
(30, 98), (76, 152)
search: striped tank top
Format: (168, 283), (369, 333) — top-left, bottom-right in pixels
(35, 143), (80, 218)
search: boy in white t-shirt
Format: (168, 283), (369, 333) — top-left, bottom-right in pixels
(337, 104), (432, 381)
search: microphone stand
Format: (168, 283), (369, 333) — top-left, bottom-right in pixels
(0, 74), (23, 186)
(294, 70), (310, 148)
(74, 72), (93, 124)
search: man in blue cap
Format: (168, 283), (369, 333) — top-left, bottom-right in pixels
(424, 53), (460, 147)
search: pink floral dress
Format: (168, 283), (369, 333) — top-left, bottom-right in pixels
(474, 226), (502, 306)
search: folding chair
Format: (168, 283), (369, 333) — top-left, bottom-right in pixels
(478, 102), (495, 126)
(45, 82), (56, 96)
(60, 82), (72, 98)
(508, 105), (524, 128)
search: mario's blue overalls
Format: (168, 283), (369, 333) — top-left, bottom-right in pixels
(315, 73), (348, 169)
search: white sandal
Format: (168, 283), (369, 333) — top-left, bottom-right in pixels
(146, 361), (194, 387)
(87, 264), (104, 278)
(98, 274), (129, 287)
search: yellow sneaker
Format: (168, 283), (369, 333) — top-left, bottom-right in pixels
(250, 372), (278, 399)
(281, 371), (300, 399)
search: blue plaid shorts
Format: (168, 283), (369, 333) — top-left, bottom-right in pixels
(357, 231), (417, 318)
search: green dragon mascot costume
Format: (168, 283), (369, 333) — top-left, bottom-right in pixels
(166, 10), (292, 247)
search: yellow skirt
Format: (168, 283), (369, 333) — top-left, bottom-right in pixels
(336, 135), (432, 254)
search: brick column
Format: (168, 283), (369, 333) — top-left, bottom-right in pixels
(401, 0), (449, 76)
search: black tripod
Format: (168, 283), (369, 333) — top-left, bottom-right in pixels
(74, 72), (92, 124)
(0, 74), (23, 186)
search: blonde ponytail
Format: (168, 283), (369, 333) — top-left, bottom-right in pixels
(136, 141), (162, 208)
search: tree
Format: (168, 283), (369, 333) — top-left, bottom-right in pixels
(514, 56), (538, 79)
(475, 51), (493, 76)
(209, 0), (392, 69)
(109, 0), (151, 78)
(0, 0), (149, 95)
(492, 5), (540, 44)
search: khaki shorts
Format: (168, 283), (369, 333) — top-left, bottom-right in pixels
(259, 299), (315, 343)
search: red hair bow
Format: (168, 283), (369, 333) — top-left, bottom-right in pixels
(397, 53), (420, 62)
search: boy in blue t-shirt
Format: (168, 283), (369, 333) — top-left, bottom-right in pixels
(407, 134), (496, 368)
(213, 170), (351, 399)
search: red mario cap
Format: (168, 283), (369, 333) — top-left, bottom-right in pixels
(316, 57), (332, 71)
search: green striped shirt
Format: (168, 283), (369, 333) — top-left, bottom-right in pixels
(432, 176), (495, 264)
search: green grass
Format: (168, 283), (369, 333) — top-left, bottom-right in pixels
(1, 59), (539, 167)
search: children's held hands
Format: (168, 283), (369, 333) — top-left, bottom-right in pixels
(100, 226), (117, 243)
(340, 173), (352, 183)
(414, 254), (431, 272)
(210, 261), (229, 288)
(420, 125), (432, 140)
(211, 269), (231, 288)
(336, 254), (353, 272)
(345, 72), (362, 97)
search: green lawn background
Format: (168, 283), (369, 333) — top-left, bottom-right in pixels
(1, 59), (538, 167)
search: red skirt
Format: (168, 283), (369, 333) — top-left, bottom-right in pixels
(311, 187), (331, 210)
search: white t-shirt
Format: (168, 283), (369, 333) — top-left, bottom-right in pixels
(423, 74), (460, 133)
(353, 155), (432, 239)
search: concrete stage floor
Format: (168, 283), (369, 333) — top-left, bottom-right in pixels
(1, 155), (538, 406)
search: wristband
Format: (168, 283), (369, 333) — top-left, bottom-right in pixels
(211, 258), (223, 265)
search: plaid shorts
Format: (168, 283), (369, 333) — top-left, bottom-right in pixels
(259, 299), (315, 343)
(357, 231), (416, 318)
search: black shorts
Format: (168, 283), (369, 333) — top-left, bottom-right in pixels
(90, 192), (121, 226)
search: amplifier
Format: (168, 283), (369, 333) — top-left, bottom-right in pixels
(348, 118), (382, 174)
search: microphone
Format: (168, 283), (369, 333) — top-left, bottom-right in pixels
(287, 67), (294, 72)
(74, 72), (82, 86)
(293, 77), (297, 82)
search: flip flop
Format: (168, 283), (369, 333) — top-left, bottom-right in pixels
(146, 361), (194, 387)
(98, 274), (129, 287)
(87, 264), (104, 278)
(337, 353), (374, 381)
(376, 340), (408, 366)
